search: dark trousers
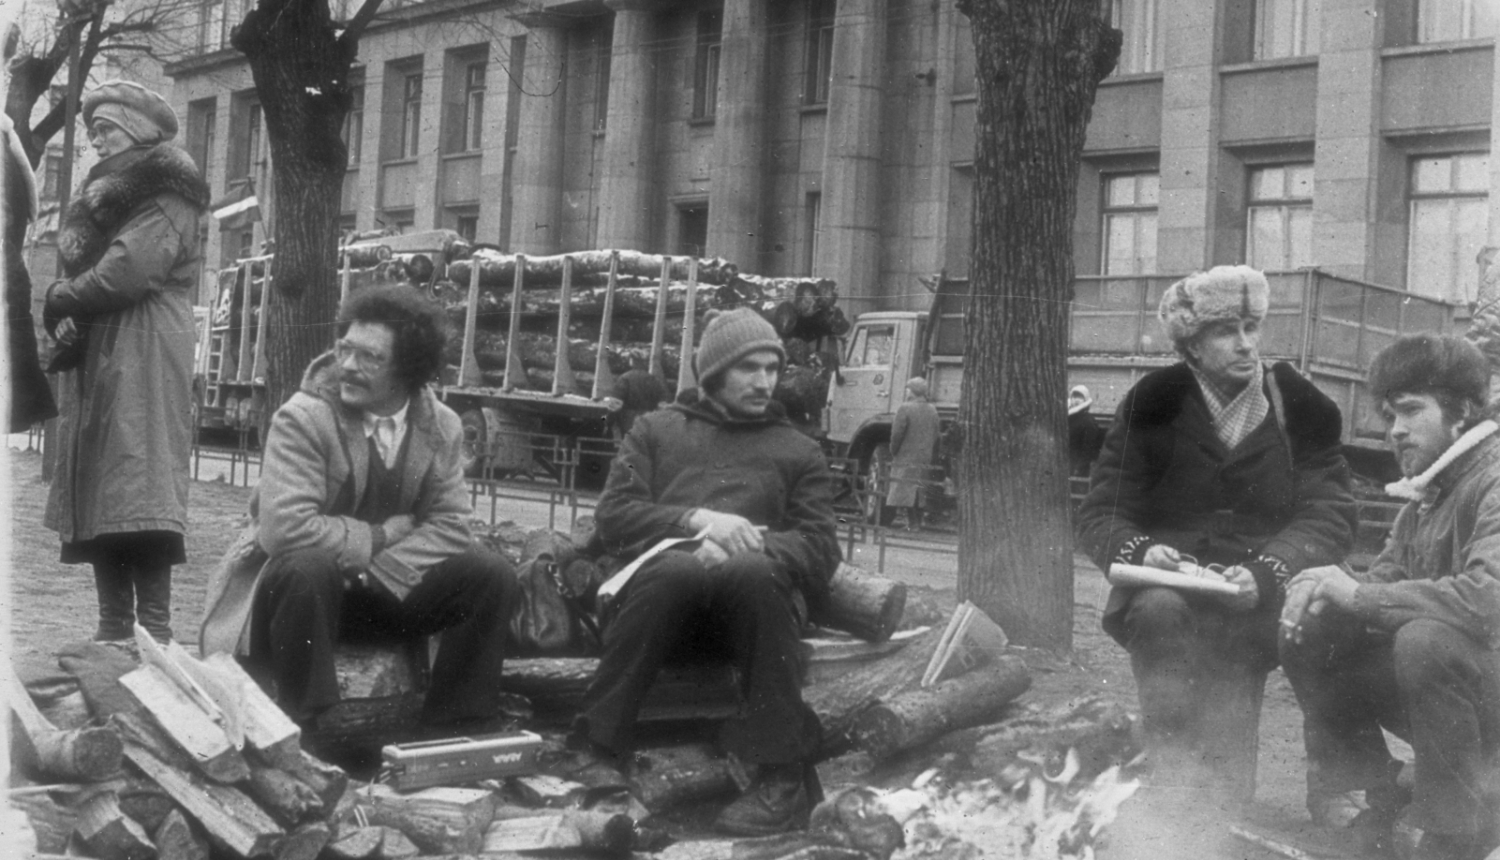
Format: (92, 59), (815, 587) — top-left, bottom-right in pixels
(93, 562), (172, 642)
(580, 550), (819, 764)
(248, 547), (515, 724)
(1116, 586), (1279, 803)
(1280, 613), (1500, 836)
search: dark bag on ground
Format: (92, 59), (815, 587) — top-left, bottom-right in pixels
(507, 531), (607, 657)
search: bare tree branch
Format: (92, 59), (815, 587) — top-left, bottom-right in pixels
(339, 0), (386, 50)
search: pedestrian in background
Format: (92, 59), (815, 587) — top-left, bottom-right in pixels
(886, 377), (940, 530)
(43, 81), (209, 643)
(1067, 384), (1104, 477)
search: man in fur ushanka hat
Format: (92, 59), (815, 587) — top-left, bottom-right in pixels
(1076, 265), (1355, 811)
(1280, 333), (1500, 860)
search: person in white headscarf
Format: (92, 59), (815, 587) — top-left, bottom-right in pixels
(1067, 384), (1104, 477)
(885, 377), (941, 529)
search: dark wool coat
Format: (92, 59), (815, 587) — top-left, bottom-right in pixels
(42, 144), (209, 545)
(1077, 362), (1357, 635)
(594, 398), (842, 610)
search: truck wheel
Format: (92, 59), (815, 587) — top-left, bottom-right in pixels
(862, 442), (895, 526)
(459, 408), (488, 477)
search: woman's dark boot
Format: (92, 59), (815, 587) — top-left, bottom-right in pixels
(132, 564), (174, 643)
(92, 563), (136, 641)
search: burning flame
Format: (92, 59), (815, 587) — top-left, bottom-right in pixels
(886, 750), (1141, 860)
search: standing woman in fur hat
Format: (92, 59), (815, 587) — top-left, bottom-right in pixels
(1076, 266), (1356, 810)
(42, 80), (209, 643)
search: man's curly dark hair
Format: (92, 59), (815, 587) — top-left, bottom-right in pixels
(336, 284), (451, 394)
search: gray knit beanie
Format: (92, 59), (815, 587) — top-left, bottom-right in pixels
(1158, 265), (1270, 347)
(694, 308), (786, 385)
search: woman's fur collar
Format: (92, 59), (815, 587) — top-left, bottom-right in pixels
(57, 144), (209, 277)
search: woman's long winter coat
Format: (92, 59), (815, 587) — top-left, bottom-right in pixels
(43, 144), (209, 545)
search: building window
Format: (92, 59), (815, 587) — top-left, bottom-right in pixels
(804, 0), (835, 105)
(187, 98), (216, 175)
(677, 204), (709, 257)
(1418, 0), (1498, 42)
(1101, 173), (1159, 275)
(461, 62), (485, 151)
(200, 0), (226, 52)
(236, 101), (264, 182)
(42, 150), (61, 199)
(455, 213), (479, 242)
(1255, 0), (1320, 59)
(343, 86), (364, 167)
(805, 193), (822, 275)
(400, 72), (422, 159)
(1108, 0), (1160, 75)
(694, 10), (722, 120)
(1246, 164), (1313, 271)
(1408, 153), (1489, 302)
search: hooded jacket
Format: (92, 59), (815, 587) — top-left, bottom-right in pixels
(198, 353), (473, 655)
(43, 143), (208, 545)
(594, 398), (841, 608)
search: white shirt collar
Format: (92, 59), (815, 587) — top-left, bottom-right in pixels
(362, 399), (410, 468)
(362, 399), (410, 438)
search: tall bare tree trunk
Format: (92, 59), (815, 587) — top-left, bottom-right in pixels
(233, 0), (377, 414)
(955, 0), (1119, 650)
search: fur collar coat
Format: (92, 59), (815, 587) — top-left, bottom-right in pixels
(43, 142), (208, 548)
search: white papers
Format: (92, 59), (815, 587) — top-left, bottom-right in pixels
(596, 526), (712, 604)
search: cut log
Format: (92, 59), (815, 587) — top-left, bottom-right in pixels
(480, 810), (634, 854)
(353, 784), (495, 855)
(120, 738), (283, 858)
(254, 746), (347, 815)
(448, 249), (737, 288)
(246, 763), (325, 827)
(275, 821), (331, 860)
(507, 774), (586, 808)
(812, 563), (908, 643)
(299, 643), (426, 759)
(803, 627), (944, 755)
(500, 658), (740, 725)
(326, 825), (383, 860)
(74, 790), (155, 860)
(376, 826), (419, 860)
(851, 656), (1032, 761)
(200, 653), (301, 767)
(631, 756), (738, 812)
(153, 809), (209, 860)
(113, 775), (177, 832)
(7, 660), (123, 782)
(118, 664), (248, 783)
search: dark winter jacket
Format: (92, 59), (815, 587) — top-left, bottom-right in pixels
(594, 398), (842, 608)
(2, 116), (56, 431)
(43, 143), (209, 546)
(1077, 362), (1356, 631)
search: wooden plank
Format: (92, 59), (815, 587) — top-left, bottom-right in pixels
(502, 255), (526, 391)
(676, 257), (700, 393)
(590, 251), (620, 401)
(200, 653), (301, 767)
(118, 665), (248, 784)
(459, 255), (482, 387)
(121, 741), (283, 859)
(134, 627), (234, 745)
(550, 255), (576, 395)
(649, 254), (671, 377)
(236, 263), (254, 383)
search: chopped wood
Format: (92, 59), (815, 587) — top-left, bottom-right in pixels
(326, 825), (383, 860)
(57, 642), (141, 718)
(631, 757), (737, 812)
(481, 809), (635, 854)
(6, 660), (123, 782)
(377, 826), (419, 860)
(201, 651), (301, 766)
(113, 775), (177, 833)
(507, 774), (586, 807)
(10, 790), (78, 853)
(353, 784), (495, 855)
(118, 664), (248, 784)
(852, 656), (1032, 761)
(255, 746), (348, 815)
(275, 821), (332, 860)
(246, 762), (326, 827)
(157, 638), (244, 748)
(121, 739), (283, 859)
(336, 642), (426, 699)
(153, 809), (209, 860)
(134, 626), (232, 743)
(803, 627), (943, 755)
(500, 658), (740, 725)
(302, 693), (424, 761)
(812, 563), (908, 643)
(74, 790), (154, 860)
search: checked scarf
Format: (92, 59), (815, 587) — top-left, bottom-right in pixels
(1191, 361), (1269, 451)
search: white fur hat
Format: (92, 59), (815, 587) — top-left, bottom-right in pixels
(1158, 265), (1269, 345)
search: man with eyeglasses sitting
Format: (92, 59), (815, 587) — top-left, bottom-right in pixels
(201, 284), (517, 731)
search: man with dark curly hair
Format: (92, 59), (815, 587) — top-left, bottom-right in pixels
(200, 284), (516, 729)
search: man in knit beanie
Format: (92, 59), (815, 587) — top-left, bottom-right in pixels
(1280, 333), (1500, 860)
(577, 306), (839, 836)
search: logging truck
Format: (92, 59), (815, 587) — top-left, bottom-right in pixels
(199, 233), (848, 487)
(826, 269), (1464, 522)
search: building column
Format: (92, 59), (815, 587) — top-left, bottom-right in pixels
(509, 14), (570, 254)
(816, 0), (886, 316)
(1482, 34), (1500, 306)
(596, 0), (660, 249)
(1155, 0), (1221, 272)
(1312, 0), (1383, 282)
(707, 0), (769, 270)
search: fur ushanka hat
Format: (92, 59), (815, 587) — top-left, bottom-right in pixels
(1157, 265), (1270, 347)
(1368, 333), (1490, 409)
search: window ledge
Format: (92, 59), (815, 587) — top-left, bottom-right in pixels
(688, 115), (716, 128)
(800, 102), (828, 115)
(442, 150), (482, 161)
(382, 157), (418, 168)
(951, 92), (977, 105)
(1099, 71), (1164, 87)
(1382, 37), (1494, 58)
(1220, 55), (1318, 75)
